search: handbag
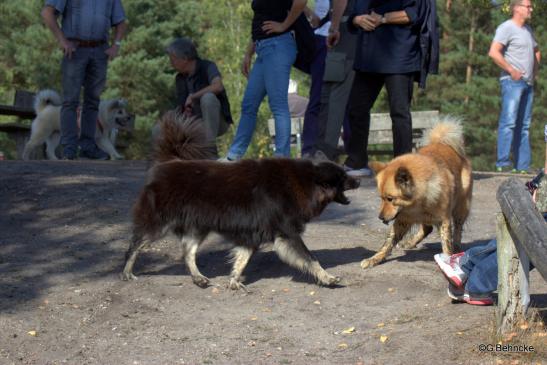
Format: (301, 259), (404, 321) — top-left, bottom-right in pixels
(291, 13), (316, 74)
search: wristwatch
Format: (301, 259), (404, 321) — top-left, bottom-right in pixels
(381, 16), (387, 25)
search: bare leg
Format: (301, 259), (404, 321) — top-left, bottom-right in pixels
(274, 236), (340, 286)
(228, 246), (255, 291)
(181, 234), (208, 287)
(399, 224), (433, 249)
(361, 221), (411, 269)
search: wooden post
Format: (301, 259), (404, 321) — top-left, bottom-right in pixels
(496, 213), (531, 335)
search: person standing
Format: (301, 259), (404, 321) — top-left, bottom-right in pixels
(489, 0), (540, 174)
(300, 0), (330, 158)
(166, 38), (232, 154)
(343, 0), (430, 177)
(222, 0), (307, 161)
(312, 0), (357, 162)
(41, 0), (127, 160)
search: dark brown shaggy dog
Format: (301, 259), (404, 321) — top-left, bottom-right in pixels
(121, 112), (360, 290)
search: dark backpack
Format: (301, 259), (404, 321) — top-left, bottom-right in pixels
(291, 13), (316, 74)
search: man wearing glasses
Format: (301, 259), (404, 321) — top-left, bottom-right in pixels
(489, 0), (540, 174)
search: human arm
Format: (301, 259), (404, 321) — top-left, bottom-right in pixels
(534, 47), (540, 80)
(41, 5), (75, 58)
(105, 21), (127, 60)
(241, 40), (256, 78)
(327, 0), (347, 48)
(262, 0), (307, 35)
(488, 41), (524, 80)
(184, 76), (225, 110)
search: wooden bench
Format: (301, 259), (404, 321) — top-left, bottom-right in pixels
(0, 90), (38, 159)
(368, 110), (440, 155)
(495, 177), (547, 335)
(267, 117), (303, 157)
(267, 110), (440, 158)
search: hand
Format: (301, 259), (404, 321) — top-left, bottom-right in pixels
(60, 38), (76, 59)
(262, 21), (287, 35)
(370, 11), (383, 27)
(327, 29), (340, 48)
(105, 44), (120, 61)
(308, 13), (320, 28)
(354, 13), (381, 31)
(184, 94), (194, 111)
(509, 68), (524, 81)
(241, 53), (252, 78)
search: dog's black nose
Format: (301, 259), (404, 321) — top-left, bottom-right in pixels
(379, 215), (389, 225)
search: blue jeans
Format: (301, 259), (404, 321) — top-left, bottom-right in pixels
(496, 78), (534, 171)
(460, 239), (498, 295)
(60, 45), (108, 153)
(228, 32), (296, 159)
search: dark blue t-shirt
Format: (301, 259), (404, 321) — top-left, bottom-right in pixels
(350, 0), (426, 74)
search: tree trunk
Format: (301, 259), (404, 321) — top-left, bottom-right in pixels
(464, 13), (477, 104)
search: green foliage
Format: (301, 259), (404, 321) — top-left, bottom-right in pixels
(0, 0), (545, 168)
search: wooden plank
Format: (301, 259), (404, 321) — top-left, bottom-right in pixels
(369, 110), (439, 131)
(14, 90), (35, 109)
(0, 104), (35, 119)
(496, 213), (531, 334)
(496, 178), (547, 281)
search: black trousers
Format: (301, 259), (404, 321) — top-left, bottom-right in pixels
(344, 72), (414, 169)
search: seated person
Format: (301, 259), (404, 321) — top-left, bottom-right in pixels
(166, 38), (232, 148)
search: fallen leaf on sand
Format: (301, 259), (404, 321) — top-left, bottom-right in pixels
(309, 291), (315, 296)
(250, 316), (258, 321)
(313, 300), (321, 305)
(380, 335), (388, 343)
(533, 332), (546, 337)
(342, 327), (355, 334)
(338, 343), (348, 349)
(27, 331), (37, 336)
(248, 341), (256, 347)
(456, 332), (463, 335)
(211, 287), (220, 294)
(519, 323), (529, 330)
(377, 323), (385, 328)
(503, 332), (517, 342)
(388, 288), (395, 293)
(282, 288), (290, 293)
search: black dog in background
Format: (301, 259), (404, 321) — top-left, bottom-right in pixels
(121, 111), (360, 290)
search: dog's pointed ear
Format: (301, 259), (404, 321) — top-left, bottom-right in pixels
(395, 166), (414, 198)
(369, 161), (386, 174)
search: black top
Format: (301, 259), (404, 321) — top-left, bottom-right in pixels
(348, 0), (426, 74)
(251, 0), (292, 41)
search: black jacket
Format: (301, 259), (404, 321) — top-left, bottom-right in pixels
(416, 0), (439, 88)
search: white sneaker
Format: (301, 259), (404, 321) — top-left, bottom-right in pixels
(217, 156), (236, 163)
(434, 252), (467, 287)
(344, 165), (372, 177)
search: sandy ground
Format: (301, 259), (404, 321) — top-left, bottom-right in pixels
(0, 161), (545, 365)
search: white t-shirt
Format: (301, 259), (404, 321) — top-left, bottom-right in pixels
(314, 0), (330, 37)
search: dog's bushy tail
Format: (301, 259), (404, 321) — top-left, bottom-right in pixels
(425, 116), (466, 157)
(152, 110), (217, 163)
(33, 89), (62, 114)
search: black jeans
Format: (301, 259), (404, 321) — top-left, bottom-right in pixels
(344, 72), (414, 169)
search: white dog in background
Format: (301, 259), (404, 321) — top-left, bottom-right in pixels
(22, 90), (134, 160)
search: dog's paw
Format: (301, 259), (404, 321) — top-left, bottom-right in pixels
(228, 278), (249, 292)
(360, 258), (377, 269)
(192, 275), (210, 288)
(120, 272), (138, 281)
(323, 275), (341, 287)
